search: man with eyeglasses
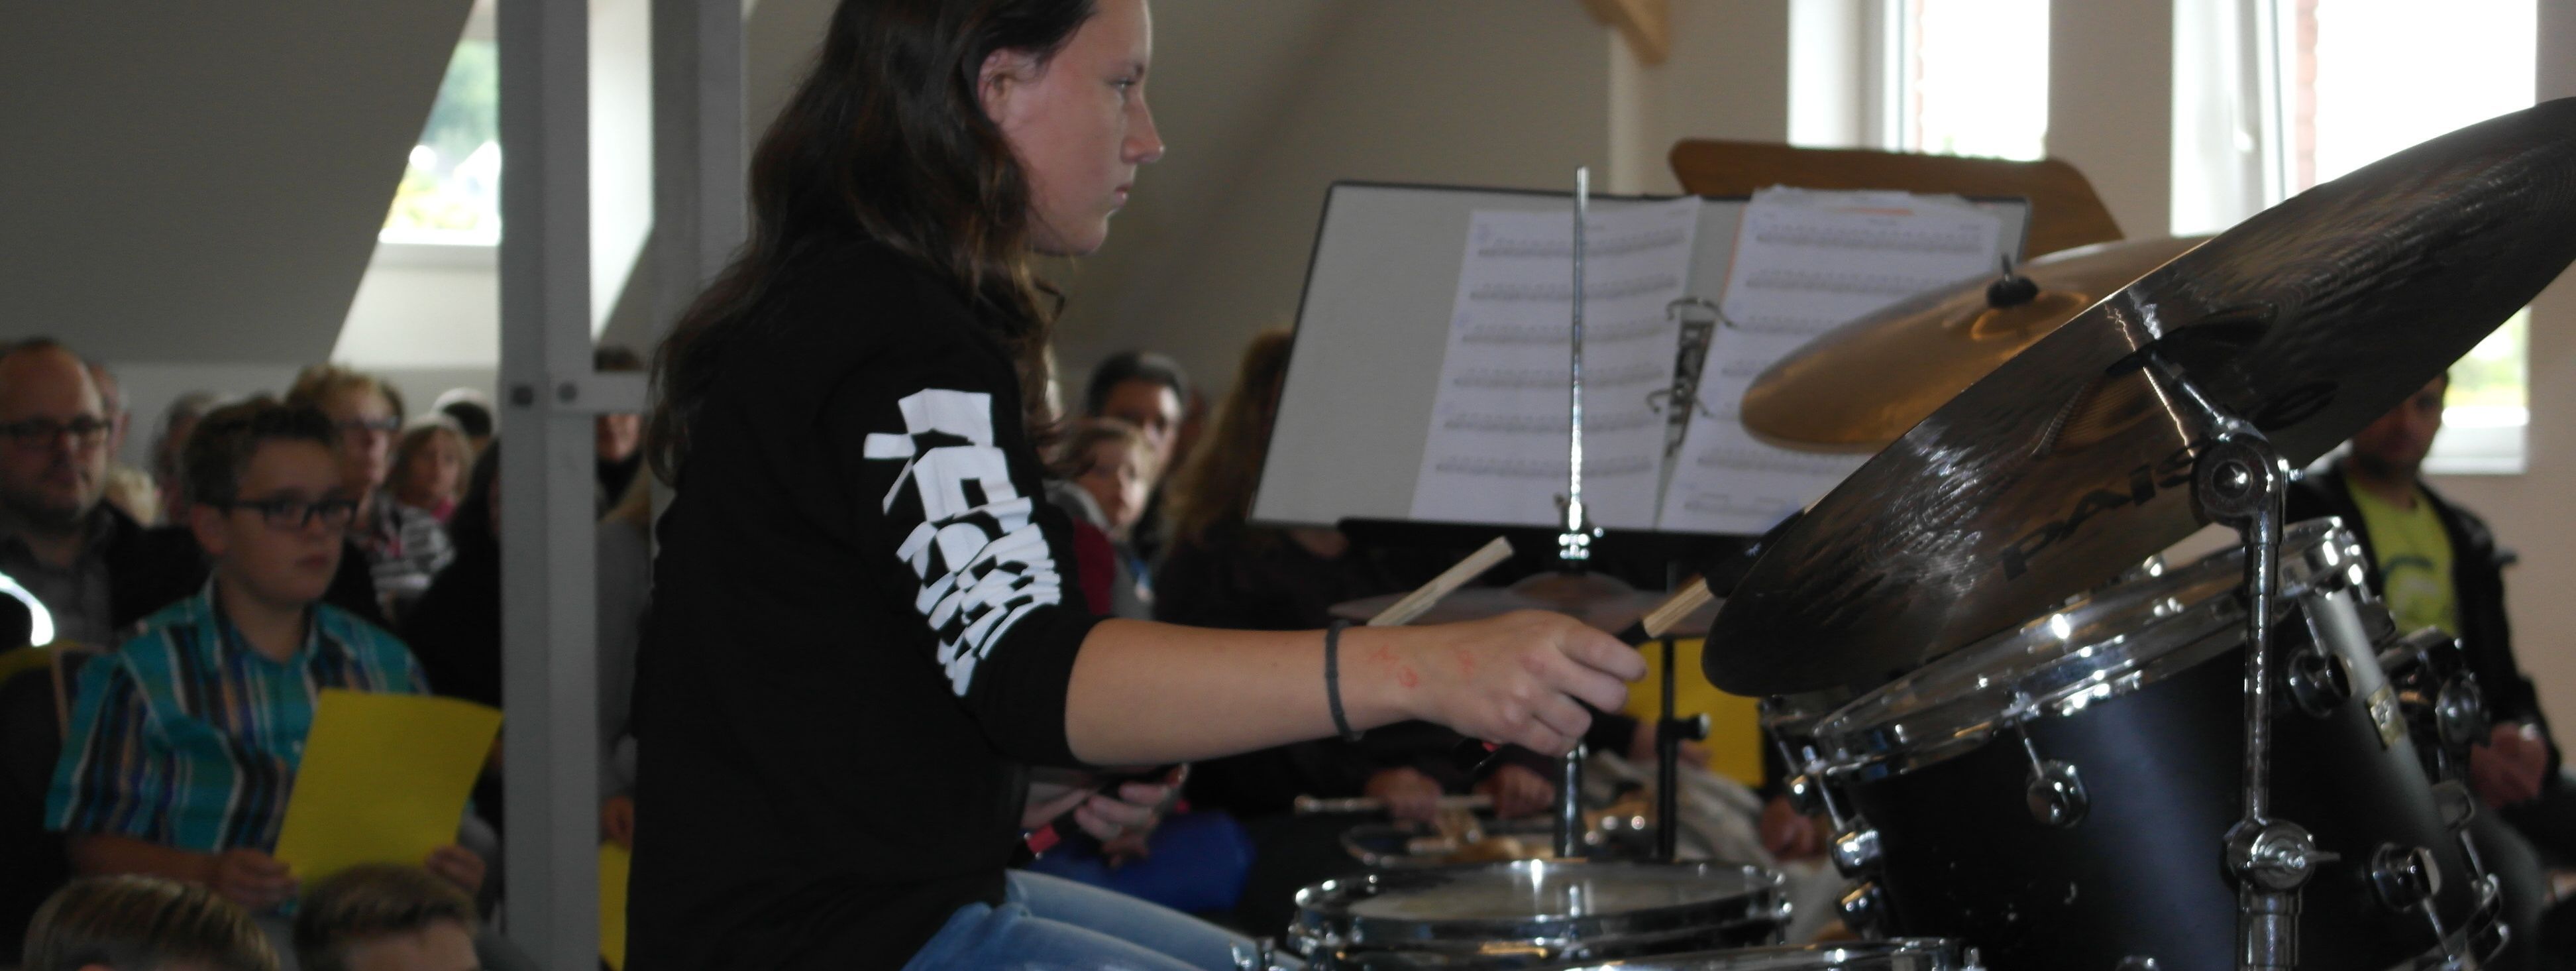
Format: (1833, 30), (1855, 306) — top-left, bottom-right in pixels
(0, 339), (133, 648)
(47, 397), (483, 920)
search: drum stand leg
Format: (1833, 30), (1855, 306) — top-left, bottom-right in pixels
(1557, 743), (1587, 858)
(1658, 634), (1681, 862)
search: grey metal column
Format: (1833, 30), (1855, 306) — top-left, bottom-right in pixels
(498, 0), (628, 963)
(651, 0), (747, 326)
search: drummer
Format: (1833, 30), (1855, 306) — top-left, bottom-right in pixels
(625, 2), (1646, 970)
(2290, 375), (2573, 852)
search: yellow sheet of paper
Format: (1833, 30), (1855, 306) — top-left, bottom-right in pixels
(272, 689), (501, 885)
(601, 842), (631, 970)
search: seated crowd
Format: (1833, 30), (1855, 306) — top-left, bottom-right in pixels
(5, 329), (2565, 969)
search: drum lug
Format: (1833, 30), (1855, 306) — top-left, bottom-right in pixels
(2116, 956), (2163, 971)
(1787, 771), (1829, 817)
(2369, 843), (2443, 912)
(1230, 937), (1281, 971)
(2024, 757), (2090, 828)
(1839, 880), (1887, 935)
(2432, 779), (2479, 831)
(1831, 825), (1884, 877)
(2284, 648), (2353, 718)
(2436, 675), (2489, 750)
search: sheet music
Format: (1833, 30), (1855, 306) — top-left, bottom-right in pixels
(1409, 198), (1703, 528)
(1656, 189), (2005, 535)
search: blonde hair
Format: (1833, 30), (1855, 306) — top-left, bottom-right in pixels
(23, 875), (276, 971)
(1164, 329), (1295, 547)
(293, 864), (476, 971)
(286, 364), (407, 423)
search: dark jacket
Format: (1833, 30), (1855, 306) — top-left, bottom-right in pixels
(2287, 463), (2553, 771)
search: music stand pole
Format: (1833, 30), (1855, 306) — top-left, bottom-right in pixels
(1656, 634), (1680, 862)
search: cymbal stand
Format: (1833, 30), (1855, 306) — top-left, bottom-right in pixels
(2150, 356), (2326, 971)
(1554, 166), (1601, 860)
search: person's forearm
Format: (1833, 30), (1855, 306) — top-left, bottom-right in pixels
(1063, 620), (1426, 766)
(67, 833), (215, 885)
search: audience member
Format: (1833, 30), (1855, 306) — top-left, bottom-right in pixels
(83, 363), (160, 530)
(592, 347), (645, 514)
(1081, 351), (1188, 563)
(21, 874), (275, 971)
(0, 339), (162, 647)
(595, 475), (651, 851)
(400, 448), (504, 836)
(149, 392), (226, 526)
(386, 426), (468, 524)
(427, 393), (492, 459)
(285, 367), (451, 622)
(46, 398), (483, 918)
(293, 864), (534, 971)
(1046, 419), (1158, 619)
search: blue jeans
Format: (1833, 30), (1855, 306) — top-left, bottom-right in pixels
(902, 870), (1299, 970)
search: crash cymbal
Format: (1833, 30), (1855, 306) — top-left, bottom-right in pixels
(1706, 98), (2576, 695)
(1742, 236), (2209, 451)
(1330, 571), (1720, 637)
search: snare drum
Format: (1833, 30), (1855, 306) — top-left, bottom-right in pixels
(1527, 939), (1976, 971)
(1291, 860), (1787, 969)
(1811, 519), (2501, 971)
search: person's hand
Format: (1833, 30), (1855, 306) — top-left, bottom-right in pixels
(1760, 794), (1825, 861)
(1476, 763), (1556, 819)
(2471, 722), (2551, 808)
(209, 848), (296, 911)
(600, 794), (637, 850)
(1386, 612), (1646, 756)
(1364, 767), (1445, 823)
(1072, 775), (1175, 854)
(424, 844), (486, 895)
(1625, 718), (1709, 767)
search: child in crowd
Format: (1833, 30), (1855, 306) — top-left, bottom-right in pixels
(292, 866), (478, 971)
(21, 874), (275, 971)
(46, 398), (482, 917)
(386, 424), (469, 524)
(1046, 419), (1160, 619)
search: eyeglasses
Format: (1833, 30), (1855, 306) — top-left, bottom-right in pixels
(335, 417), (401, 439)
(0, 416), (109, 451)
(221, 496), (360, 532)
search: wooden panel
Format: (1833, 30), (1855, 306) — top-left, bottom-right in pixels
(1668, 139), (2126, 257)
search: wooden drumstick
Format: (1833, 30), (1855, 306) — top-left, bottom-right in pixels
(1367, 537), (1515, 627)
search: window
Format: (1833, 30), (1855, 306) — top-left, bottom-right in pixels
(382, 37), (500, 245)
(2281, 0), (2535, 472)
(1894, 0), (2051, 161)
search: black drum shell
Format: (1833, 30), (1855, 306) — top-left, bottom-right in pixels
(1841, 632), (2477, 971)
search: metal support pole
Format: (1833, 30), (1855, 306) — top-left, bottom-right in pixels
(1656, 636), (1680, 862)
(1555, 744), (1587, 858)
(498, 0), (604, 963)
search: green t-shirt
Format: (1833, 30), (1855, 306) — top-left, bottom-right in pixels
(2347, 478), (2459, 637)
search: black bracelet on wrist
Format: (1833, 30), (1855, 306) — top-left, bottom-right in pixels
(1325, 619), (1362, 742)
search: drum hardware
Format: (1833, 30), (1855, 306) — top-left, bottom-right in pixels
(2429, 781), (2476, 832)
(1290, 860), (1788, 968)
(1556, 165), (1601, 567)
(1560, 742), (1589, 858)
(2366, 843), (2473, 970)
(1234, 937), (1285, 970)
(1837, 883), (1887, 934)
(2116, 958), (2161, 971)
(2379, 628), (2491, 782)
(2282, 648), (2353, 719)
(1517, 938), (1984, 971)
(1829, 827), (1882, 877)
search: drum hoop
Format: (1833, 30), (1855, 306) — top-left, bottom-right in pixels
(1524, 937), (1976, 971)
(1813, 520), (2369, 779)
(1291, 860), (1785, 954)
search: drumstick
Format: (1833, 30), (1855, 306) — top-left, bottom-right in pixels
(1367, 537), (1515, 626)
(1293, 793), (1494, 816)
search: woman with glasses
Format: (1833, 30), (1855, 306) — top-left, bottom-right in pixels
(631, 2), (1644, 968)
(285, 366), (452, 624)
(44, 398), (485, 927)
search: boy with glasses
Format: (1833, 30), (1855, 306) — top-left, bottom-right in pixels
(45, 398), (483, 920)
(285, 367), (451, 624)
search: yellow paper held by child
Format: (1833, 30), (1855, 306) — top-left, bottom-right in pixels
(272, 689), (502, 885)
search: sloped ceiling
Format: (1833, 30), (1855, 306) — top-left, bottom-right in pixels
(0, 0), (471, 361)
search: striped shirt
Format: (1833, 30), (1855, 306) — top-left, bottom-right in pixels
(46, 584), (431, 854)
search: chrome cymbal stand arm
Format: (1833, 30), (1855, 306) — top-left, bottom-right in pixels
(1558, 167), (1600, 567)
(1556, 741), (1587, 858)
(2153, 359), (2330, 971)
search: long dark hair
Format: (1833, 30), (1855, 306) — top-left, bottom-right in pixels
(647, 0), (1098, 483)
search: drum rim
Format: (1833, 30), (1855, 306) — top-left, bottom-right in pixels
(1291, 860), (1786, 953)
(1813, 518), (2368, 778)
(1521, 937), (1976, 971)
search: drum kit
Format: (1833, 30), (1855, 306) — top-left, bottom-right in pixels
(1279, 98), (2576, 971)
